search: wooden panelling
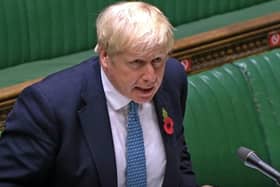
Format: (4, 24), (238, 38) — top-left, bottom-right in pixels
(172, 12), (280, 73)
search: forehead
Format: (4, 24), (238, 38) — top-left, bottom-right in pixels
(119, 47), (168, 61)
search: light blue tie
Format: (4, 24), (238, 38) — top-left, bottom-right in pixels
(126, 101), (147, 187)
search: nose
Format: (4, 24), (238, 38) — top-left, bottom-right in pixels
(142, 64), (156, 83)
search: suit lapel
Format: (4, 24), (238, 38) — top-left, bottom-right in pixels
(154, 87), (180, 187)
(76, 58), (180, 186)
(78, 60), (117, 187)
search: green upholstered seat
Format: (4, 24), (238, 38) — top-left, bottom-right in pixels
(0, 0), (114, 88)
(234, 49), (280, 172)
(0, 0), (116, 70)
(174, 0), (280, 39)
(144, 0), (274, 27)
(184, 49), (280, 186)
(185, 63), (274, 187)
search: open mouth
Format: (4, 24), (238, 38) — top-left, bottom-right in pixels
(136, 87), (154, 93)
(134, 86), (156, 102)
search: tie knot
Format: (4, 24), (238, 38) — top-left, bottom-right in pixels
(129, 101), (138, 113)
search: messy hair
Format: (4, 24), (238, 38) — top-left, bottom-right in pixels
(95, 1), (174, 56)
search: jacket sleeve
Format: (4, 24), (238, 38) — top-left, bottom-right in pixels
(177, 63), (198, 187)
(0, 86), (58, 187)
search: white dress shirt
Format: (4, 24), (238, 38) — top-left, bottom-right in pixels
(101, 67), (166, 187)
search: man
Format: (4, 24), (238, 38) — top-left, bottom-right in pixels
(0, 1), (197, 186)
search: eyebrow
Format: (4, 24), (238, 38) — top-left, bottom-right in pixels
(126, 53), (167, 62)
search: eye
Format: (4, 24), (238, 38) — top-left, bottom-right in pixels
(128, 59), (144, 69)
(153, 57), (161, 63)
(152, 57), (164, 68)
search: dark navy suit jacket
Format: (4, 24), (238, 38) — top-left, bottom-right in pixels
(0, 57), (197, 187)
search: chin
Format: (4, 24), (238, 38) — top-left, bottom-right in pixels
(134, 95), (155, 104)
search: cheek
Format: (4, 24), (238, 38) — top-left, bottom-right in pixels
(125, 75), (139, 88)
(155, 68), (165, 82)
(116, 72), (139, 91)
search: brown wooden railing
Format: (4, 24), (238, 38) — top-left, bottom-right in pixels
(0, 79), (42, 130)
(173, 12), (280, 74)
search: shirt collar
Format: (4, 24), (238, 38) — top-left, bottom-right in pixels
(101, 66), (130, 111)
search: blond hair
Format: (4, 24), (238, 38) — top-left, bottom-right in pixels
(95, 1), (174, 56)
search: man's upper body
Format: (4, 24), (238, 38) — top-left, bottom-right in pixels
(0, 58), (197, 187)
(0, 1), (197, 187)
(0, 57), (196, 187)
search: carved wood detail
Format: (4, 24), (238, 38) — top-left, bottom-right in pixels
(171, 12), (280, 74)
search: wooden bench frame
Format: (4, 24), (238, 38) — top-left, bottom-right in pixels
(173, 12), (280, 73)
(1, 12), (280, 130)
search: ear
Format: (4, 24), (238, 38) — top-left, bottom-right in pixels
(99, 48), (109, 69)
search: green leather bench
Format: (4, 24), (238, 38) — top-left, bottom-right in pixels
(1, 0), (280, 88)
(185, 48), (280, 187)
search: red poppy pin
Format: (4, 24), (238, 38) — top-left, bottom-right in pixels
(162, 108), (174, 135)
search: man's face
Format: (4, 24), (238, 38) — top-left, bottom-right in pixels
(100, 48), (168, 103)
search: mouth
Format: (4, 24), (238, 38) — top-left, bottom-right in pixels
(136, 87), (154, 94)
(135, 86), (156, 98)
(133, 86), (157, 102)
